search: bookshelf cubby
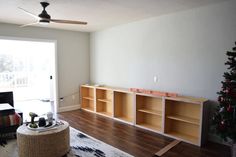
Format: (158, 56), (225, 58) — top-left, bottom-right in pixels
(165, 119), (199, 144)
(81, 86), (95, 112)
(96, 88), (113, 117)
(80, 85), (208, 146)
(136, 94), (163, 132)
(164, 98), (201, 145)
(114, 91), (133, 123)
(136, 112), (162, 132)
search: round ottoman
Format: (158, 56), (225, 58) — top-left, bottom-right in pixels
(17, 120), (70, 157)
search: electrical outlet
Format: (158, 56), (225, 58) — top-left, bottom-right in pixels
(154, 76), (158, 83)
(60, 97), (64, 101)
(72, 95), (75, 100)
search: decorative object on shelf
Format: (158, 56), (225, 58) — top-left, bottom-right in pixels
(129, 88), (178, 97)
(212, 42), (236, 157)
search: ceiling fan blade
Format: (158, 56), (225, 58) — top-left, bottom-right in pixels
(20, 21), (39, 27)
(50, 19), (87, 25)
(18, 7), (40, 20)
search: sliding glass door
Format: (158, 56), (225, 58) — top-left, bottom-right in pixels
(0, 38), (56, 120)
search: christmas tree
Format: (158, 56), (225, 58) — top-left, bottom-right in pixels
(212, 42), (236, 142)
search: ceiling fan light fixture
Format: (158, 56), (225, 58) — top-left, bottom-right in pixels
(19, 1), (88, 27)
(39, 19), (50, 25)
(38, 11), (51, 19)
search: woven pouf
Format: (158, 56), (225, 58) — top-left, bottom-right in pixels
(17, 120), (70, 157)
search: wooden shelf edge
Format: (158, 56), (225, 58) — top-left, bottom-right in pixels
(136, 93), (163, 99)
(81, 107), (94, 112)
(166, 114), (200, 125)
(114, 117), (134, 125)
(82, 97), (94, 101)
(165, 131), (199, 145)
(115, 116), (133, 123)
(165, 96), (207, 104)
(137, 123), (162, 132)
(138, 109), (162, 116)
(97, 98), (112, 103)
(81, 85), (95, 88)
(96, 111), (112, 117)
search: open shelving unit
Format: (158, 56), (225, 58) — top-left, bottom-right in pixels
(164, 99), (201, 145)
(114, 91), (134, 123)
(96, 88), (113, 117)
(80, 85), (208, 146)
(136, 94), (163, 132)
(80, 86), (95, 112)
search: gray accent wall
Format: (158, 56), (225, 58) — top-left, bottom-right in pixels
(0, 23), (90, 108)
(90, 0), (236, 143)
(90, 0), (236, 101)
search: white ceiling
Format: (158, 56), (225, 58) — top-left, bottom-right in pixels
(0, 0), (227, 32)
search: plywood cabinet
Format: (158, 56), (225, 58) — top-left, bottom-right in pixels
(164, 97), (206, 146)
(80, 85), (208, 146)
(114, 91), (134, 123)
(136, 94), (163, 132)
(80, 85), (95, 112)
(96, 88), (113, 117)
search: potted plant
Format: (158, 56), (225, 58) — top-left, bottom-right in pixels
(212, 42), (236, 156)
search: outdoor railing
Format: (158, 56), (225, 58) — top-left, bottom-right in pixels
(0, 72), (29, 87)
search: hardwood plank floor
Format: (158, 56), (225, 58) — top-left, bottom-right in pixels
(58, 109), (230, 157)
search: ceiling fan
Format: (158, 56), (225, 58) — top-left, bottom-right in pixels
(19, 1), (87, 27)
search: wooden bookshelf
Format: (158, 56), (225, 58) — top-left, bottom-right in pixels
(80, 85), (208, 146)
(164, 99), (202, 145)
(136, 94), (163, 132)
(81, 86), (95, 112)
(96, 88), (113, 117)
(114, 91), (134, 123)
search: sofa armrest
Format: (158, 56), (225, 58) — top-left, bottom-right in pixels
(0, 113), (22, 128)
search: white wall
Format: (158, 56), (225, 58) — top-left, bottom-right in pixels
(90, 0), (236, 101)
(0, 23), (90, 109)
(90, 0), (236, 143)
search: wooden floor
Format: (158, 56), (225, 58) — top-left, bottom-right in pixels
(58, 109), (230, 157)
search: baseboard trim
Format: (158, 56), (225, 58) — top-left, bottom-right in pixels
(58, 104), (81, 113)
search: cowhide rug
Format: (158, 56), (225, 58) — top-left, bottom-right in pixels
(0, 127), (133, 157)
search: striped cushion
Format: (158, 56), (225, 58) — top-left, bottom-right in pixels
(0, 113), (21, 128)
